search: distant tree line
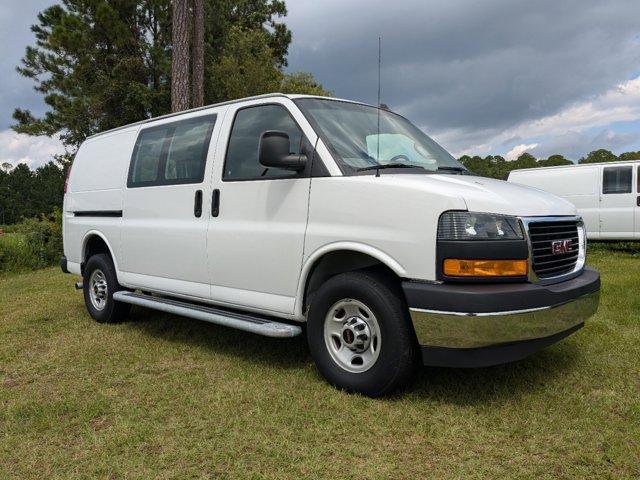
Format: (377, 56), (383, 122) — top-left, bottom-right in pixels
(0, 162), (64, 225)
(460, 149), (640, 180)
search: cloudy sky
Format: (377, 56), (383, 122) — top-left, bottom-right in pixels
(1, 0), (639, 169)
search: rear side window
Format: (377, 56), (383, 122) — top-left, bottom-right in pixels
(223, 104), (303, 181)
(128, 114), (216, 188)
(602, 166), (632, 194)
(130, 127), (169, 184)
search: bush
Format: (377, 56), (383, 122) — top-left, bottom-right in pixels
(0, 209), (62, 273)
(0, 233), (41, 272)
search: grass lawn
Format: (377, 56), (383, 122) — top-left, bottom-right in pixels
(1, 248), (639, 479)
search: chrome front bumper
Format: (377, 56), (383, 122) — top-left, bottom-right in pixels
(403, 267), (600, 367)
(409, 290), (599, 349)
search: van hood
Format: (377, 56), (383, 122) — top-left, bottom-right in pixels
(384, 173), (577, 217)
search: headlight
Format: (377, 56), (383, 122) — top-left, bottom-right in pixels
(438, 211), (524, 241)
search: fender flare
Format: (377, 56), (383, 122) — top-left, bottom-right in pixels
(81, 230), (121, 277)
(294, 242), (406, 318)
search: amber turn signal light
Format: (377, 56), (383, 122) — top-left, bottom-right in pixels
(443, 259), (528, 277)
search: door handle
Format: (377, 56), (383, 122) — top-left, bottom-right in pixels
(194, 190), (203, 218)
(212, 189), (220, 217)
(637, 196), (640, 207)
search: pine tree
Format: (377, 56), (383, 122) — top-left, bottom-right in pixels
(192, 0), (205, 107)
(14, 1), (172, 149)
(13, 0), (327, 151)
(171, 0), (190, 112)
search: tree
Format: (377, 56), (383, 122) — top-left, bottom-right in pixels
(579, 149), (618, 164)
(513, 152), (538, 169)
(1, 162), (13, 172)
(209, 26), (283, 100)
(14, 1), (172, 149)
(280, 72), (331, 96)
(0, 161), (64, 224)
(31, 162), (65, 217)
(459, 154), (512, 179)
(538, 154), (572, 167)
(192, 0), (205, 107)
(619, 151), (640, 161)
(172, 0), (190, 112)
(14, 0), (326, 151)
(460, 152), (573, 180)
(201, 0), (293, 104)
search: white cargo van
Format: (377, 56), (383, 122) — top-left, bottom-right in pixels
(62, 94), (600, 396)
(508, 161), (640, 240)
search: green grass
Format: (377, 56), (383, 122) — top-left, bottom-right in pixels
(1, 249), (639, 479)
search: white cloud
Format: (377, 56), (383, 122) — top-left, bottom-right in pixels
(437, 76), (640, 158)
(0, 130), (64, 169)
(505, 143), (538, 161)
(506, 76), (640, 140)
(529, 128), (637, 159)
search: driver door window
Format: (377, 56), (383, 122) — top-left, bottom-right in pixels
(223, 104), (303, 181)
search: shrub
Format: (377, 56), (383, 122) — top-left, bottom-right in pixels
(0, 233), (41, 272)
(0, 208), (62, 273)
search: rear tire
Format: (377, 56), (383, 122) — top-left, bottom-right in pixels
(83, 253), (130, 323)
(307, 270), (418, 397)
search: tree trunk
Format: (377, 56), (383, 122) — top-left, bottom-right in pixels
(192, 0), (205, 107)
(171, 0), (190, 112)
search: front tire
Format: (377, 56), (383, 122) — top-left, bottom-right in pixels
(83, 253), (130, 323)
(307, 271), (418, 397)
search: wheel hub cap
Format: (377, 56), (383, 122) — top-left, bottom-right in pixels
(323, 299), (381, 373)
(341, 317), (371, 352)
(88, 269), (108, 311)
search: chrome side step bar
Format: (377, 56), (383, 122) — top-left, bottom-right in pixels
(112, 291), (302, 338)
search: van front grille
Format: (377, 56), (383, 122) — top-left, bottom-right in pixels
(527, 220), (580, 279)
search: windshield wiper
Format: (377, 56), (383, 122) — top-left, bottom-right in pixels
(357, 163), (424, 172)
(437, 166), (468, 174)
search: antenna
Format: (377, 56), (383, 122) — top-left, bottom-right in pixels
(376, 36), (381, 178)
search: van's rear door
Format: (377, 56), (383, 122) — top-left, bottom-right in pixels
(119, 111), (221, 298)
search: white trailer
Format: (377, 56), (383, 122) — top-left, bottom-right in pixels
(509, 161), (640, 240)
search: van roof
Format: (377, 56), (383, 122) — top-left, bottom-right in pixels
(510, 160), (639, 174)
(85, 93), (363, 141)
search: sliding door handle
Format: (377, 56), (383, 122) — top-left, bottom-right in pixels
(194, 190), (203, 217)
(637, 195), (640, 207)
(212, 189), (220, 217)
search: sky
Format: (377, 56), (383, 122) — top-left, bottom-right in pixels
(1, 0), (639, 169)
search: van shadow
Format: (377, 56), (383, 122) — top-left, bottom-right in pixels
(127, 307), (310, 370)
(406, 342), (582, 405)
(127, 307), (583, 404)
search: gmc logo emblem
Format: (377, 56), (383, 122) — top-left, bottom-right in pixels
(551, 239), (573, 255)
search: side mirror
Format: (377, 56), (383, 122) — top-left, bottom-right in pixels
(258, 131), (307, 171)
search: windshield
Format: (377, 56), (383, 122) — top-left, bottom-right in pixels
(294, 98), (467, 174)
